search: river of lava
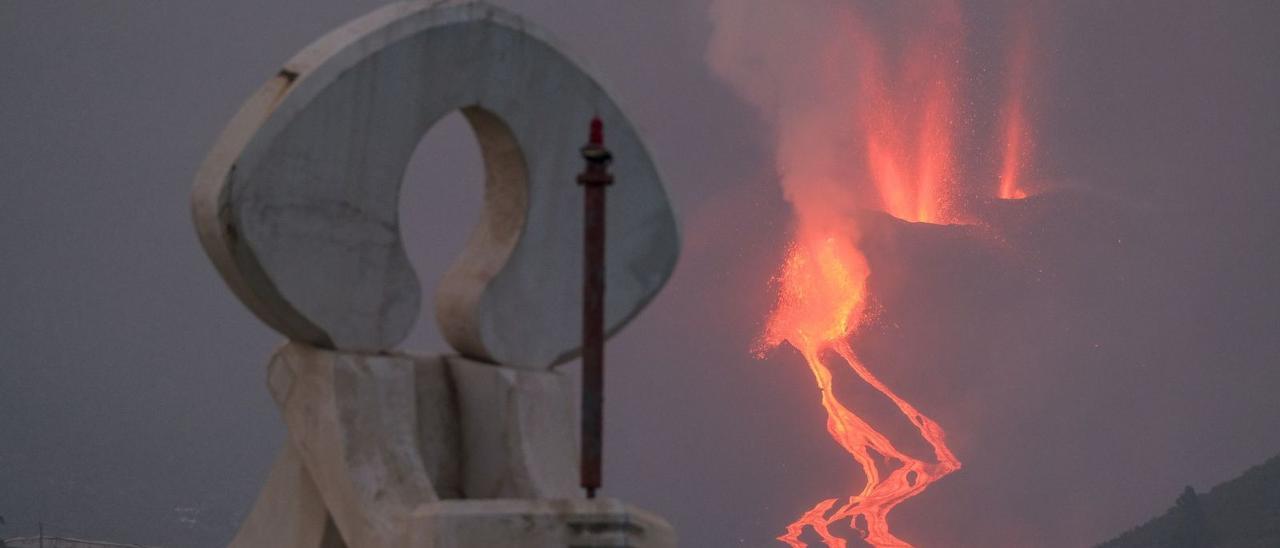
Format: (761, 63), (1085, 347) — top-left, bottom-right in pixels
(758, 232), (961, 547)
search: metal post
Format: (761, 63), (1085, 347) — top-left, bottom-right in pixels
(577, 116), (613, 499)
(38, 521), (43, 548)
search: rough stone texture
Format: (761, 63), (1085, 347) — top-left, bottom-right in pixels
(3, 538), (172, 548)
(228, 445), (348, 548)
(447, 355), (578, 499)
(415, 353), (464, 500)
(406, 498), (677, 548)
(252, 344), (641, 546)
(191, 0), (680, 365)
(268, 343), (445, 548)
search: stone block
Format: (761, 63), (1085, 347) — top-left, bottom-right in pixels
(268, 343), (447, 547)
(447, 355), (578, 499)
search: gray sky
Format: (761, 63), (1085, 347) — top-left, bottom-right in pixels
(2, 1), (1279, 547)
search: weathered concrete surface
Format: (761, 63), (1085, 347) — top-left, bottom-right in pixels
(268, 344), (445, 547)
(256, 344), (620, 545)
(3, 538), (165, 548)
(191, 1), (680, 365)
(447, 355), (578, 499)
(406, 498), (677, 548)
(228, 445), (347, 548)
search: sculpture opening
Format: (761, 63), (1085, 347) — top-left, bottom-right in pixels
(398, 110), (485, 354)
(433, 106), (532, 364)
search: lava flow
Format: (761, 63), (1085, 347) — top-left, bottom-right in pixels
(760, 221), (963, 547)
(757, 230), (961, 548)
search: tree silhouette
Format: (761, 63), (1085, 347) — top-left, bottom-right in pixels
(1168, 486), (1212, 548)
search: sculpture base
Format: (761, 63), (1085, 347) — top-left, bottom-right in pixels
(408, 498), (676, 548)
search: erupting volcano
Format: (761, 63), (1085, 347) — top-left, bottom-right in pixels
(711, 1), (1039, 545)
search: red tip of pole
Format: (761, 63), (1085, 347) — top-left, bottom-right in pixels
(589, 116), (604, 146)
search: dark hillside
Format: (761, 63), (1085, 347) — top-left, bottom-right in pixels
(1099, 454), (1280, 548)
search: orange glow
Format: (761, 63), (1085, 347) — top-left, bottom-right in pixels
(998, 18), (1032, 200)
(846, 4), (962, 224)
(758, 234), (869, 353)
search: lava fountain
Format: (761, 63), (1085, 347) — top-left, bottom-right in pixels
(709, 1), (1037, 545)
(997, 11), (1034, 201)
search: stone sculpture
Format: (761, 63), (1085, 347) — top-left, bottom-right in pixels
(191, 2), (679, 546)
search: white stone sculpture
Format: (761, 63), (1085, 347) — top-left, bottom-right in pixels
(192, 0), (679, 368)
(191, 2), (680, 546)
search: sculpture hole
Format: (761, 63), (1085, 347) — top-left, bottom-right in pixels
(398, 111), (485, 354)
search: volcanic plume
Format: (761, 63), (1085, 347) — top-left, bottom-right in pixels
(708, 1), (1038, 545)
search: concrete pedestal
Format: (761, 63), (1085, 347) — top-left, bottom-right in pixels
(407, 499), (676, 548)
(228, 343), (676, 547)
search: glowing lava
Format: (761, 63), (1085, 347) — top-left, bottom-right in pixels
(998, 14), (1033, 200)
(758, 227), (961, 548)
(846, 6), (962, 223)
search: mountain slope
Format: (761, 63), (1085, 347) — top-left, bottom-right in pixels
(1098, 454), (1280, 548)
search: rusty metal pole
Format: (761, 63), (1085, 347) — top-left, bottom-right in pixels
(577, 116), (613, 499)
